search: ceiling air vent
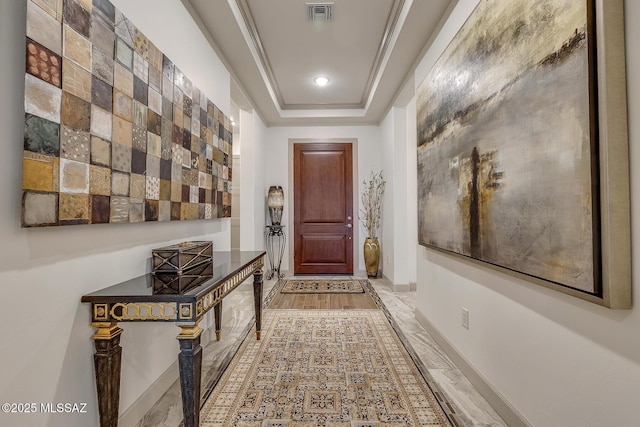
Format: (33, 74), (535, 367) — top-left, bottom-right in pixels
(307, 3), (333, 22)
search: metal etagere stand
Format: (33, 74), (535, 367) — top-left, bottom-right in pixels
(265, 225), (286, 279)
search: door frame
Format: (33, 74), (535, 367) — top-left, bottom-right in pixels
(287, 138), (359, 276)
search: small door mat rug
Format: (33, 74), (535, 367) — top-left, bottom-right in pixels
(199, 309), (451, 426)
(280, 279), (365, 294)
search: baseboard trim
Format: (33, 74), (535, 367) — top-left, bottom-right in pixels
(381, 274), (411, 292)
(118, 327), (217, 427)
(414, 308), (532, 427)
(118, 360), (180, 427)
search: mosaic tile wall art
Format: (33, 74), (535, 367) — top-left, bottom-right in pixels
(22, 0), (233, 227)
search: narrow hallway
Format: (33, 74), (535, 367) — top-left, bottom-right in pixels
(137, 276), (505, 426)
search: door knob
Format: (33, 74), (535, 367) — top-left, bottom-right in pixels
(346, 224), (352, 228)
(347, 216), (352, 220)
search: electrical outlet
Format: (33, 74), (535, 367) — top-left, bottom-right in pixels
(386, 255), (390, 265)
(461, 307), (469, 329)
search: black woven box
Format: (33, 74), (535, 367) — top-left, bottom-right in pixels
(152, 241), (213, 273)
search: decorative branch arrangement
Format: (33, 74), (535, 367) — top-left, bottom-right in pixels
(359, 170), (385, 238)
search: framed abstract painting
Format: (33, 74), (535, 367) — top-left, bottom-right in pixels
(416, 0), (630, 307)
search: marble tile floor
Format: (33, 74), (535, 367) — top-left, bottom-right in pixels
(135, 275), (506, 427)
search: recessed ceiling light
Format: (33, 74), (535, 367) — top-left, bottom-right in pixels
(314, 76), (329, 86)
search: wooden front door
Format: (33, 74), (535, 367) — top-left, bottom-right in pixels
(294, 143), (353, 274)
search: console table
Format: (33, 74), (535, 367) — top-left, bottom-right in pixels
(81, 251), (265, 427)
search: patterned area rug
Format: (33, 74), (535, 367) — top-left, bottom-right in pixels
(280, 279), (365, 294)
(200, 310), (450, 426)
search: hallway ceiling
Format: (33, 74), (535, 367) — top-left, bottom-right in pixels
(184, 0), (454, 126)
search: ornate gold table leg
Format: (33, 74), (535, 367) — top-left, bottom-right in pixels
(214, 301), (222, 341)
(91, 322), (123, 427)
(253, 269), (263, 340)
(177, 322), (203, 427)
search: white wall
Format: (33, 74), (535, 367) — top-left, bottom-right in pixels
(251, 113), (268, 249)
(412, 1), (640, 426)
(0, 1), (232, 426)
(380, 106), (413, 287)
(263, 126), (382, 274)
(380, 112), (395, 280)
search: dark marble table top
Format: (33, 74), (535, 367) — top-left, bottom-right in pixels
(82, 251), (265, 304)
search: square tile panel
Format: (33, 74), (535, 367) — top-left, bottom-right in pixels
(23, 191), (58, 226)
(32, 0), (63, 21)
(23, 0), (234, 226)
(113, 62), (133, 97)
(112, 116), (132, 148)
(112, 89), (132, 121)
(148, 66), (162, 93)
(129, 201), (144, 222)
(133, 29), (149, 58)
(25, 73), (62, 123)
(23, 155), (56, 192)
(145, 176), (160, 200)
(91, 74), (113, 114)
(114, 9), (134, 46)
(90, 136), (110, 167)
(91, 14), (115, 57)
(147, 109), (162, 136)
(173, 67), (184, 90)
(63, 0), (91, 38)
(133, 75), (148, 104)
(160, 158), (171, 181)
(111, 141), (131, 172)
(147, 41), (163, 71)
(63, 24), (91, 71)
(173, 104), (183, 128)
(147, 132), (161, 158)
(89, 165), (111, 196)
(173, 85), (183, 106)
(183, 115), (191, 134)
(115, 37), (133, 71)
(145, 200), (159, 221)
(60, 125), (90, 162)
(109, 196), (129, 223)
(158, 200), (170, 221)
(183, 76), (192, 99)
(171, 181), (181, 203)
(132, 100), (148, 129)
(146, 154), (160, 178)
(24, 115), (59, 158)
(111, 170), (130, 196)
(133, 52), (149, 83)
(92, 46), (114, 85)
(60, 92), (91, 132)
(129, 173), (146, 200)
(132, 125), (147, 152)
(172, 124), (183, 145)
(27, 0), (62, 55)
(162, 55), (174, 80)
(91, 194), (111, 223)
(59, 158), (89, 193)
(90, 105), (112, 141)
(92, 0), (115, 25)
(162, 76), (173, 99)
(148, 86), (162, 115)
(62, 58), (91, 102)
(131, 148), (146, 175)
(26, 38), (62, 88)
(161, 119), (173, 156)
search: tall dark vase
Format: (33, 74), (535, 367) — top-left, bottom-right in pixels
(267, 186), (284, 225)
